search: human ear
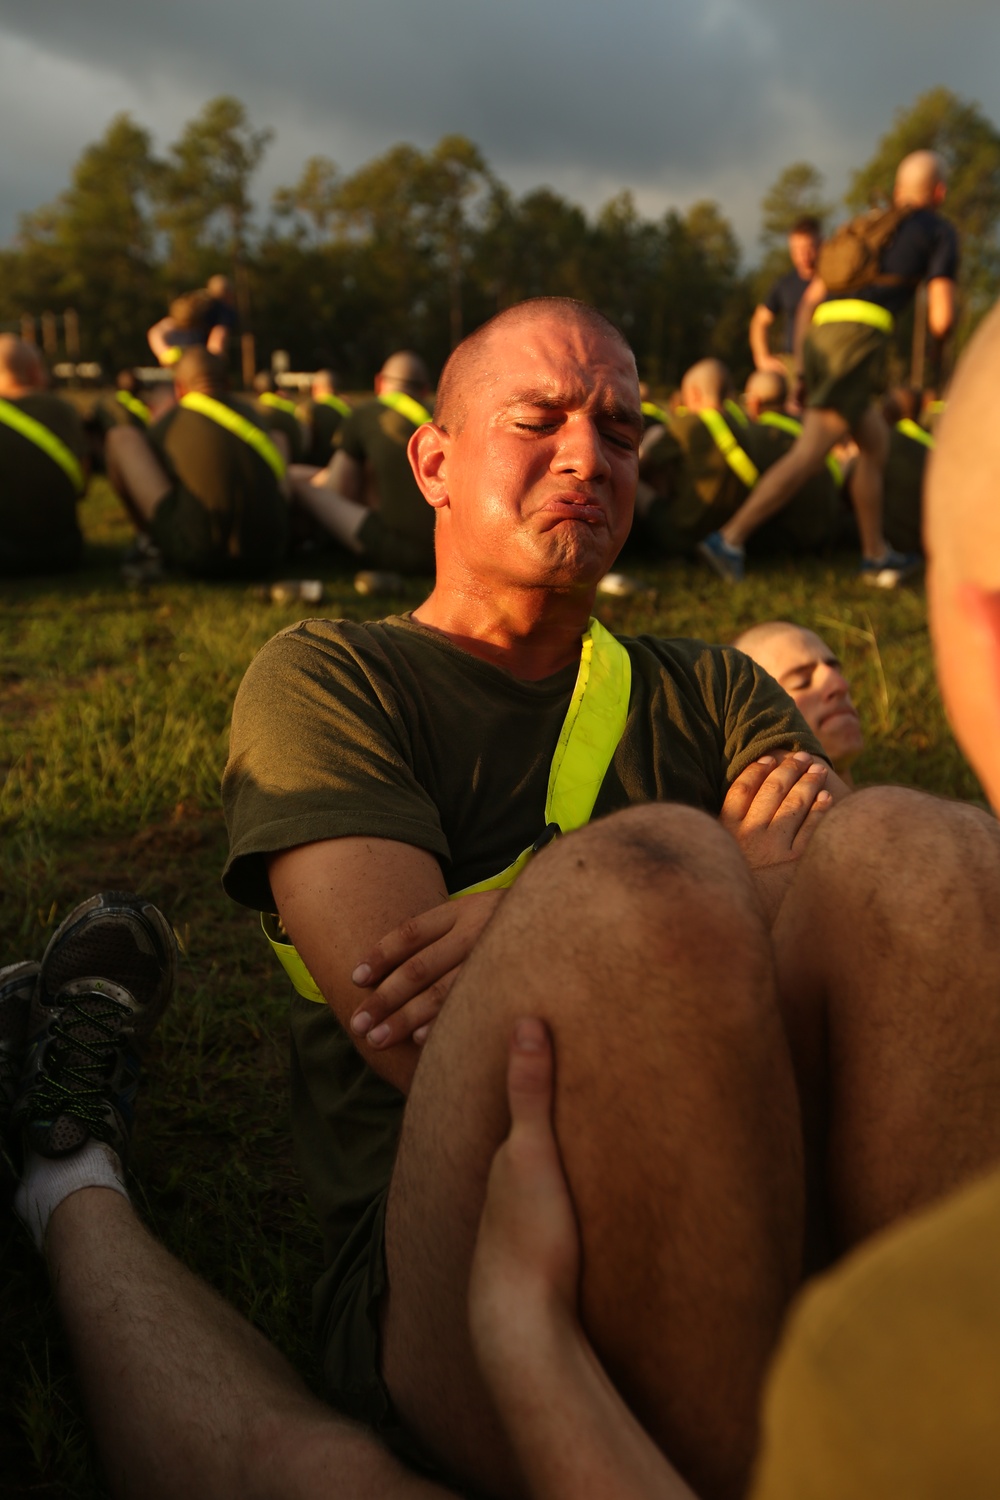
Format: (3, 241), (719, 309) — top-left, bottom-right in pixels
(408, 423), (452, 509)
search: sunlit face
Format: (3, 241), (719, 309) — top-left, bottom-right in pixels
(750, 626), (865, 770)
(429, 315), (641, 590)
(789, 232), (819, 280)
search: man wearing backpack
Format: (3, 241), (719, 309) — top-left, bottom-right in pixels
(698, 151), (957, 586)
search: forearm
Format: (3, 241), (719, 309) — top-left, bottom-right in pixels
(749, 308), (774, 370)
(486, 1311), (696, 1500)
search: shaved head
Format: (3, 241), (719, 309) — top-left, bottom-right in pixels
(207, 274), (233, 301)
(313, 369), (338, 395)
(895, 150), (947, 209)
(745, 370), (787, 414)
(732, 619), (805, 658)
(681, 358), (730, 411)
(0, 333), (44, 392)
(380, 350), (430, 393)
(174, 346), (227, 395)
(435, 299), (633, 434)
(734, 620), (864, 772)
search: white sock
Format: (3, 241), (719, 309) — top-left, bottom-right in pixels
(14, 1141), (128, 1252)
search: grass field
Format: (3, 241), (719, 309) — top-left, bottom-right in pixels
(0, 480), (983, 1497)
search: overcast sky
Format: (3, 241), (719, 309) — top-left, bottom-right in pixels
(1, 0), (997, 259)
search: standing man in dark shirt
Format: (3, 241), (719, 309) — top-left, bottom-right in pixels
(700, 151), (958, 586)
(105, 347), (287, 577)
(0, 335), (88, 574)
(750, 218), (822, 377)
(287, 351), (436, 576)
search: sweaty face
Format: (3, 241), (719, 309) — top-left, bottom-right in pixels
(436, 316), (641, 590)
(789, 233), (819, 280)
(750, 627), (865, 770)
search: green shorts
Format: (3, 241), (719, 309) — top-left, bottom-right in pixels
(357, 512), (434, 576)
(151, 485), (287, 578)
(313, 1186), (447, 1482)
(803, 322), (889, 429)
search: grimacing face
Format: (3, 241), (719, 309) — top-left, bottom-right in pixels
(425, 316), (642, 590)
(751, 627), (865, 770)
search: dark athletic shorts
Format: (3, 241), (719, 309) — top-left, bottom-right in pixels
(313, 1187), (448, 1482)
(357, 512), (434, 576)
(803, 322), (889, 429)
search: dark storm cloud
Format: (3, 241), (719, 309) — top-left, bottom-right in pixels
(0, 0), (997, 245)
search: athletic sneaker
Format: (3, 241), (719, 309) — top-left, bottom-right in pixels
(0, 962), (39, 1191)
(858, 549), (924, 589)
(697, 530), (746, 584)
(12, 893), (177, 1161)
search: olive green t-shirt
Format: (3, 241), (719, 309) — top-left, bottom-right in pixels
(256, 398), (305, 464)
(302, 398), (346, 467)
(332, 399), (435, 561)
(0, 393), (85, 573)
(640, 410), (750, 554)
(222, 614), (822, 1263)
(752, 1166), (1000, 1500)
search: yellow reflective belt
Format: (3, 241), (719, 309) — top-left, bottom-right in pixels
(0, 397), (85, 493)
(641, 401), (670, 425)
(813, 300), (894, 334)
(896, 417), (935, 451)
(317, 394), (352, 418)
(180, 392), (286, 479)
(698, 408), (759, 488)
(926, 400), (946, 418)
(161, 347), (183, 367)
(261, 618), (632, 1002)
(116, 390), (151, 425)
(758, 411), (843, 487)
(724, 398), (750, 429)
(378, 390), (432, 427)
(259, 391), (299, 418)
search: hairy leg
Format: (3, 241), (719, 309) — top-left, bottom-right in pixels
(773, 786), (1000, 1249)
(382, 804), (805, 1500)
(720, 409), (847, 549)
(848, 404), (892, 561)
(105, 425), (172, 530)
(47, 1188), (452, 1500)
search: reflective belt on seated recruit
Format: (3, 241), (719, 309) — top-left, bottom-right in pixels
(812, 299), (895, 334)
(896, 417), (935, 451)
(179, 392), (287, 479)
(0, 397), (85, 493)
(641, 400), (670, 425)
(377, 390), (433, 426)
(698, 408), (759, 489)
(758, 410), (845, 488)
(724, 398), (750, 430)
(116, 390), (151, 425)
(261, 617), (633, 1003)
(317, 393), (353, 418)
(259, 391), (300, 418)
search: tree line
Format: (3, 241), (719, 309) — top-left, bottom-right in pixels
(1, 86), (997, 388)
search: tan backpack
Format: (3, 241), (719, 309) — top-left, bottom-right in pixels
(816, 204), (916, 296)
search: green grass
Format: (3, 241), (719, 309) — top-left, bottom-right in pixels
(0, 481), (983, 1496)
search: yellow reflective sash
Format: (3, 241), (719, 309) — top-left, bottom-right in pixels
(758, 411), (844, 487)
(316, 393), (352, 418)
(378, 390), (432, 427)
(926, 399), (946, 418)
(724, 398), (750, 429)
(259, 391), (299, 418)
(641, 400), (669, 425)
(813, 300), (894, 334)
(180, 392), (286, 479)
(698, 408), (759, 488)
(896, 417), (935, 451)
(116, 390), (151, 425)
(262, 618), (632, 1003)
(0, 397), (85, 494)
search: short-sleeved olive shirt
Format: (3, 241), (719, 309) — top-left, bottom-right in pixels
(0, 393), (85, 574)
(148, 398), (287, 576)
(302, 399), (346, 467)
(638, 409), (752, 555)
(332, 400), (435, 570)
(223, 613), (822, 1263)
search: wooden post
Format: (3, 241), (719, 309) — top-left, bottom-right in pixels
(241, 332), (256, 392)
(64, 309), (81, 360)
(910, 283), (927, 390)
(41, 311), (58, 358)
(20, 314), (36, 345)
